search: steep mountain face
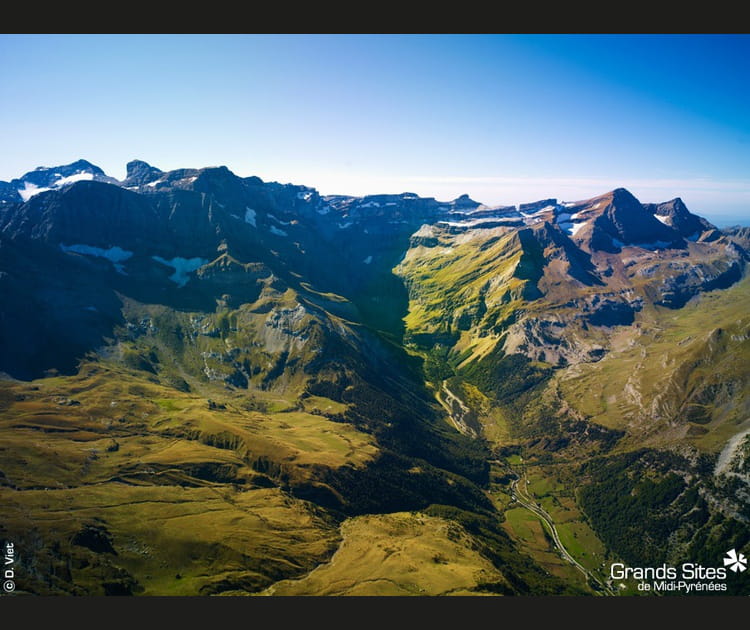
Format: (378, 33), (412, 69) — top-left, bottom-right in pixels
(643, 196), (716, 240)
(0, 160), (748, 595)
(122, 159), (164, 187)
(568, 188), (685, 253)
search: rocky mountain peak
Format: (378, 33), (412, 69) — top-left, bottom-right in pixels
(643, 197), (715, 240)
(575, 188), (684, 252)
(124, 160), (163, 187)
(451, 193), (481, 210)
(0, 159), (116, 204)
(25, 159), (107, 185)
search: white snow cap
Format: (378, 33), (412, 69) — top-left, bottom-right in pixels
(54, 172), (94, 187)
(18, 183), (51, 201)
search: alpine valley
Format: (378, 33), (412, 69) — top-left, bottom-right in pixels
(1, 159), (748, 596)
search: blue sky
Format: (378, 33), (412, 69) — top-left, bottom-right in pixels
(1, 34), (749, 225)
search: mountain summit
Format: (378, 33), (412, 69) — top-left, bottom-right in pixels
(562, 187), (686, 252)
(123, 159), (163, 187)
(0, 159), (117, 204)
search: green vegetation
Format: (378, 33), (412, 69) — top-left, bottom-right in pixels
(424, 504), (587, 594)
(579, 450), (705, 567)
(1, 484), (339, 596)
(557, 275), (750, 451)
(463, 350), (552, 404)
(394, 227), (532, 360)
(261, 512), (512, 596)
(423, 345), (456, 383)
(0, 363), (378, 594)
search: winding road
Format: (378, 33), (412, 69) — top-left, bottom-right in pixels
(437, 380), (614, 595)
(510, 471), (614, 595)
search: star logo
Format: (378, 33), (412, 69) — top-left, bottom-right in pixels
(723, 549), (747, 573)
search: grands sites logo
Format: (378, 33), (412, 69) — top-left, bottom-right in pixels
(610, 549), (747, 593)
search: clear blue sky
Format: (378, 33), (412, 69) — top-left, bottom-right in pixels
(1, 34), (749, 225)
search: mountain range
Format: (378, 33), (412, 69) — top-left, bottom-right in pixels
(0, 159), (748, 596)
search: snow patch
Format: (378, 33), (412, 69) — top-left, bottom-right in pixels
(146, 180), (162, 188)
(297, 191), (314, 201)
(269, 225), (288, 237)
(18, 171), (96, 200)
(152, 256), (208, 287)
(244, 207), (257, 227)
(569, 222), (587, 236)
(54, 172), (94, 187)
(363, 255), (373, 264)
(439, 216), (517, 228)
(360, 201), (381, 208)
(60, 243), (133, 274)
(520, 206), (555, 219)
(338, 221), (353, 229)
(18, 183), (52, 200)
(230, 213), (241, 220)
(654, 214), (672, 226)
(559, 219), (588, 237)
